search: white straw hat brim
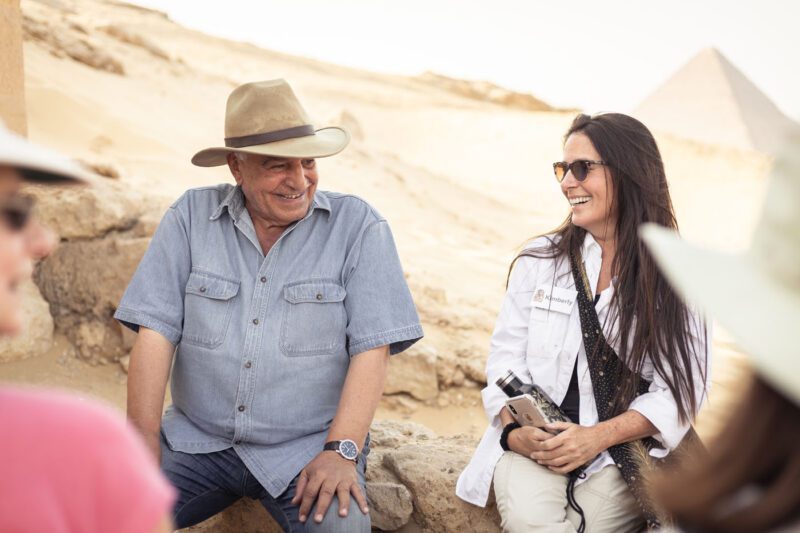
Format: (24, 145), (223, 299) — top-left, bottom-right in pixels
(191, 127), (349, 167)
(640, 224), (800, 405)
(0, 125), (90, 183)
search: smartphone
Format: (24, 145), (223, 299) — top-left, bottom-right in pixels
(505, 392), (571, 431)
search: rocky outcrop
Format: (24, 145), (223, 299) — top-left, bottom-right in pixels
(23, 12), (125, 75)
(101, 24), (171, 61)
(0, 281), (54, 362)
(27, 181), (169, 364)
(183, 420), (499, 532)
(381, 440), (500, 532)
(417, 71), (552, 112)
(385, 344), (439, 400)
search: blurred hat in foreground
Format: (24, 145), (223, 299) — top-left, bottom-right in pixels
(640, 131), (800, 405)
(0, 120), (89, 183)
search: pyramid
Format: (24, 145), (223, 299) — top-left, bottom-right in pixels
(633, 48), (797, 153)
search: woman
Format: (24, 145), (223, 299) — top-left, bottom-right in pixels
(456, 113), (710, 532)
(0, 121), (175, 532)
(641, 132), (800, 532)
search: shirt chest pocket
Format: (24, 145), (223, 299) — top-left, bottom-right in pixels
(281, 280), (347, 357)
(182, 271), (240, 349)
(528, 307), (572, 358)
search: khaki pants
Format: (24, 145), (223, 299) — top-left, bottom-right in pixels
(493, 452), (643, 533)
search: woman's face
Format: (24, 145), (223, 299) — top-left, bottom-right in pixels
(560, 132), (617, 241)
(0, 167), (56, 335)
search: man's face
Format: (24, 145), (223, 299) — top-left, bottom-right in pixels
(227, 154), (319, 229)
(0, 166), (56, 335)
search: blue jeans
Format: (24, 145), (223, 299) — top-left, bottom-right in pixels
(160, 434), (370, 532)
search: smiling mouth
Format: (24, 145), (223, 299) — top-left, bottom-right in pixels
(569, 196), (591, 206)
(276, 191), (305, 200)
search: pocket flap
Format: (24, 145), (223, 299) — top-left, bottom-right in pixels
(185, 271), (240, 300)
(283, 281), (346, 304)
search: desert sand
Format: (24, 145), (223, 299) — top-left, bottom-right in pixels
(0, 1), (779, 529)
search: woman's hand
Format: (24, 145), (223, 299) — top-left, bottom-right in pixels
(529, 421), (607, 474)
(507, 425), (553, 457)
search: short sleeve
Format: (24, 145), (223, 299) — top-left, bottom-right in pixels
(114, 204), (191, 345)
(343, 220), (423, 356)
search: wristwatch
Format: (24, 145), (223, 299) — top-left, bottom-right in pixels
(323, 439), (359, 462)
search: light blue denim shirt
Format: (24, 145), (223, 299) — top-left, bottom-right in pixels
(115, 184), (423, 497)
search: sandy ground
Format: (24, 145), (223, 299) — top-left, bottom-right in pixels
(1, 0), (771, 442)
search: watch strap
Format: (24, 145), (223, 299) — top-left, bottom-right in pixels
(323, 440), (358, 461)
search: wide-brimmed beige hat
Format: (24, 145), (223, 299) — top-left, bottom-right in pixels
(191, 79), (349, 167)
(0, 120), (88, 183)
(640, 130), (800, 405)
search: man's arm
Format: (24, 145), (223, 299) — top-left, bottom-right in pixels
(292, 344), (390, 524)
(127, 327), (175, 462)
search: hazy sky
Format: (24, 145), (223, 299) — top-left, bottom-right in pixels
(130, 0), (800, 120)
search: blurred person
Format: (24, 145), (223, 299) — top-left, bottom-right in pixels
(641, 132), (800, 532)
(116, 79), (423, 532)
(457, 113), (710, 532)
(0, 121), (175, 532)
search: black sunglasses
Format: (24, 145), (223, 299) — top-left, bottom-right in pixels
(552, 159), (607, 182)
(0, 195), (35, 231)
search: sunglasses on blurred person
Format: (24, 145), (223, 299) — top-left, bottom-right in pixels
(553, 159), (608, 182)
(0, 195), (34, 231)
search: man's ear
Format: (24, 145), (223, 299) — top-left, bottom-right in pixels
(226, 153), (243, 185)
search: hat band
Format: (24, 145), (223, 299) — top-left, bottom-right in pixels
(224, 124), (315, 148)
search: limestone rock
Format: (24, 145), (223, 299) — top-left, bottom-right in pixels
(23, 13), (125, 75)
(35, 235), (150, 317)
(25, 182), (144, 240)
(34, 235), (150, 362)
(369, 419), (437, 449)
(0, 281), (54, 362)
(385, 344), (439, 400)
(101, 24), (171, 60)
(368, 482), (413, 531)
(383, 440), (501, 532)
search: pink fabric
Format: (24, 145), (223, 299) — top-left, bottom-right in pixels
(0, 387), (175, 533)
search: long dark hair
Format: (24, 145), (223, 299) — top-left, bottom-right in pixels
(655, 375), (800, 531)
(514, 113), (706, 423)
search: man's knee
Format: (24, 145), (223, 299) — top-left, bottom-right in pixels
(306, 497), (370, 533)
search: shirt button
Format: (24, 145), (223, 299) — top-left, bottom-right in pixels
(260, 276), (267, 283)
(199, 287), (207, 293)
(252, 318), (259, 325)
(244, 361), (252, 369)
(238, 405), (246, 412)
(316, 293), (323, 300)
(234, 440), (242, 445)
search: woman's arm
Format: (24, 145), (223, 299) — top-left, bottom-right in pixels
(628, 312), (711, 449)
(529, 411), (657, 474)
(482, 256), (539, 420)
(530, 312), (711, 473)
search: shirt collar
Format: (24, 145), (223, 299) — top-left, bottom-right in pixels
(581, 231), (602, 261)
(210, 186), (331, 222)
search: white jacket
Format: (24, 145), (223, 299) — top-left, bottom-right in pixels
(456, 233), (711, 507)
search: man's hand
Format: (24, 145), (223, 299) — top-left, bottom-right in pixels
(530, 421), (605, 474)
(291, 451), (368, 524)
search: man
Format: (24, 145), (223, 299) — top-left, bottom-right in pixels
(115, 80), (423, 532)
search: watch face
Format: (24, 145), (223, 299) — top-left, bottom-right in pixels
(340, 439), (358, 460)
